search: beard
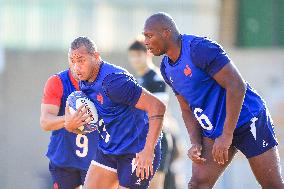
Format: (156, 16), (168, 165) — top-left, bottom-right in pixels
(151, 47), (166, 56)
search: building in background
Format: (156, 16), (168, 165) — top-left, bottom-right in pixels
(0, 0), (220, 51)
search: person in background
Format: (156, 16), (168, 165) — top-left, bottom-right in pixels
(128, 38), (179, 189)
(40, 51), (98, 189)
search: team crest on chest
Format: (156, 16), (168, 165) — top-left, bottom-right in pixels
(97, 93), (104, 104)
(184, 64), (192, 77)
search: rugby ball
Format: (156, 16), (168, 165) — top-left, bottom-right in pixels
(66, 91), (98, 134)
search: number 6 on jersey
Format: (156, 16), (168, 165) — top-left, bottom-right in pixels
(194, 108), (213, 131)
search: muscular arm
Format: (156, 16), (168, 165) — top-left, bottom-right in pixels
(135, 89), (166, 151)
(40, 104), (65, 131)
(211, 62), (246, 164)
(176, 95), (202, 145)
(213, 62), (246, 136)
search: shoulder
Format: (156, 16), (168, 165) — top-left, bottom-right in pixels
(103, 61), (128, 74)
(42, 74), (63, 105)
(45, 75), (63, 89)
(190, 37), (223, 56)
(189, 37), (231, 76)
(102, 72), (142, 106)
(190, 37), (226, 65)
(102, 72), (134, 87)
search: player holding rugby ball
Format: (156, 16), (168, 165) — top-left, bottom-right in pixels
(65, 36), (165, 189)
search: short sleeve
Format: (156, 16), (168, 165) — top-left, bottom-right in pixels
(102, 73), (143, 106)
(160, 60), (179, 95)
(190, 37), (231, 77)
(42, 75), (63, 106)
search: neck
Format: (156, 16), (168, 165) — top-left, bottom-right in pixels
(88, 61), (102, 82)
(166, 34), (182, 63)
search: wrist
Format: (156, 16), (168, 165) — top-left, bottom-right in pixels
(64, 122), (74, 132)
(190, 139), (202, 146)
(144, 142), (155, 152)
(191, 143), (202, 148)
(221, 130), (234, 138)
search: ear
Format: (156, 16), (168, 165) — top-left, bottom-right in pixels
(163, 29), (171, 39)
(94, 52), (101, 61)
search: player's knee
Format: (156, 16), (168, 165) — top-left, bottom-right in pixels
(188, 175), (214, 189)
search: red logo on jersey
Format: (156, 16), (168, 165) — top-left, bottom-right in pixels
(53, 183), (59, 189)
(184, 65), (192, 77)
(97, 93), (103, 104)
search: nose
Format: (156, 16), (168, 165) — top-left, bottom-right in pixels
(144, 38), (149, 46)
(74, 63), (81, 72)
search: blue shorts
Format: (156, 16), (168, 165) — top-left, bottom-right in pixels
(232, 107), (278, 158)
(91, 142), (161, 189)
(49, 161), (87, 189)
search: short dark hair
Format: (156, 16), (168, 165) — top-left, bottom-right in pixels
(70, 36), (97, 54)
(128, 40), (147, 52)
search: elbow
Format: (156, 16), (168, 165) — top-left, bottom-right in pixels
(156, 99), (166, 115)
(40, 117), (50, 131)
(228, 79), (246, 97)
(237, 81), (246, 97)
(240, 82), (246, 95)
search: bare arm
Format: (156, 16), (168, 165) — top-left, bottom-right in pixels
(40, 104), (64, 131)
(212, 62), (246, 164)
(135, 89), (166, 180)
(176, 95), (206, 164)
(176, 95), (202, 146)
(213, 62), (246, 136)
(135, 89), (166, 152)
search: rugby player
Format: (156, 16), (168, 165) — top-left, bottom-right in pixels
(40, 51), (98, 189)
(143, 12), (284, 189)
(64, 36), (165, 189)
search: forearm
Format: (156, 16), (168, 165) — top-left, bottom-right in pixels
(144, 101), (166, 151)
(182, 110), (202, 145)
(40, 115), (65, 131)
(223, 84), (246, 135)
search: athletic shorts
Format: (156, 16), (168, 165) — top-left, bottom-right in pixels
(232, 107), (278, 158)
(91, 142), (161, 189)
(49, 161), (87, 189)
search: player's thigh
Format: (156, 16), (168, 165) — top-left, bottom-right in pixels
(248, 146), (284, 189)
(189, 137), (237, 188)
(148, 171), (165, 189)
(84, 164), (118, 189)
(49, 162), (82, 189)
